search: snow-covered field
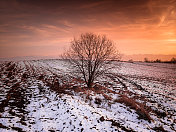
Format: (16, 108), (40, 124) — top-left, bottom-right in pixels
(0, 60), (176, 131)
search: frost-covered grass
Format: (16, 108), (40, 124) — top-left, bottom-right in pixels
(0, 60), (176, 131)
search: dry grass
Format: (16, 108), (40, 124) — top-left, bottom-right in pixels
(115, 94), (153, 122)
(102, 93), (112, 100)
(47, 77), (153, 123)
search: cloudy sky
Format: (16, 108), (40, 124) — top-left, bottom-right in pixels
(0, 0), (176, 59)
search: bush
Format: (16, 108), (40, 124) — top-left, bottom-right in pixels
(94, 97), (102, 105)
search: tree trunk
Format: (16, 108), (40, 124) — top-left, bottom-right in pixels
(87, 78), (92, 88)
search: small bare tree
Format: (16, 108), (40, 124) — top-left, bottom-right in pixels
(62, 33), (121, 88)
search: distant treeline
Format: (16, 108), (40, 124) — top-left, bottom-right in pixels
(127, 57), (176, 63)
(143, 57), (176, 63)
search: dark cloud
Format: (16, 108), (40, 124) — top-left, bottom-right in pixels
(0, 0), (175, 27)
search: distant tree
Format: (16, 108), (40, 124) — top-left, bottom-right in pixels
(171, 57), (176, 63)
(62, 33), (121, 88)
(144, 58), (149, 62)
(128, 59), (133, 63)
(154, 59), (161, 63)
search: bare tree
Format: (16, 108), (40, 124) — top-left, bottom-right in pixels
(62, 33), (121, 88)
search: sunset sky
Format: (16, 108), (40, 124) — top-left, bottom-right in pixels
(0, 0), (176, 60)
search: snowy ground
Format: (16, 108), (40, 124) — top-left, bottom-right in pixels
(0, 60), (176, 131)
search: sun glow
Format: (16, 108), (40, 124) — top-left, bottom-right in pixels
(167, 39), (176, 42)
